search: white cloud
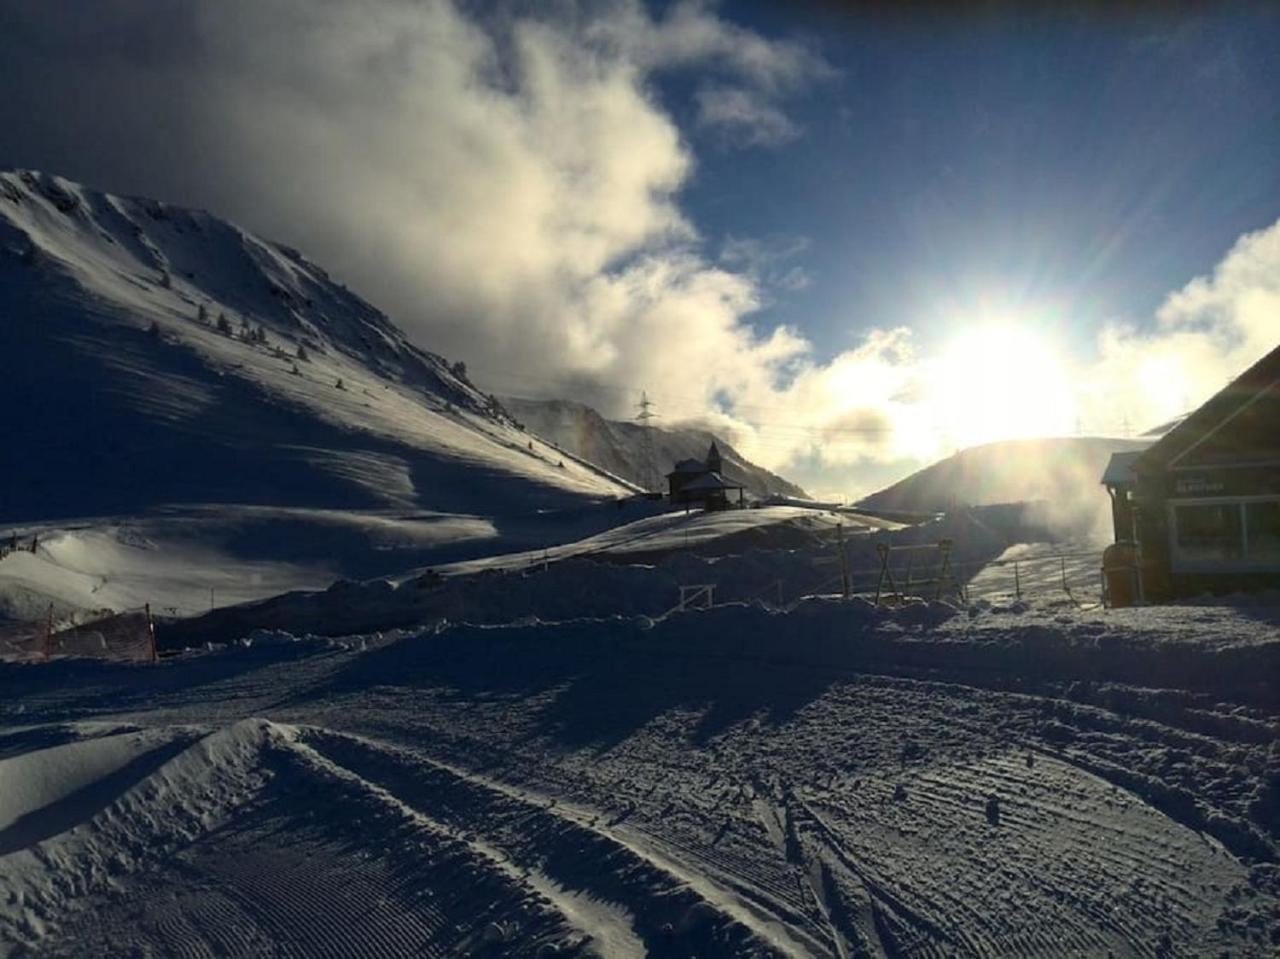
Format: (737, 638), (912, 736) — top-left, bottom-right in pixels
(2, 0), (1275, 501)
(719, 234), (812, 292)
(695, 86), (801, 146)
(1078, 218), (1280, 438)
(590, 0), (832, 92)
(0, 0), (841, 452)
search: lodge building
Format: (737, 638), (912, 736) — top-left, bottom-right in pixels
(667, 442), (746, 510)
(1102, 342), (1280, 600)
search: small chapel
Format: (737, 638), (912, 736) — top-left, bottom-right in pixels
(665, 442), (746, 510)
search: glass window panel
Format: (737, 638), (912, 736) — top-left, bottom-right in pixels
(1246, 500), (1280, 561)
(1175, 503), (1244, 561)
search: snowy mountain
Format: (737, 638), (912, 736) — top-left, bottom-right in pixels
(857, 436), (1152, 532)
(502, 396), (808, 500)
(0, 170), (633, 522)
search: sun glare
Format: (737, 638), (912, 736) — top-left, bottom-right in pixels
(931, 322), (1077, 452)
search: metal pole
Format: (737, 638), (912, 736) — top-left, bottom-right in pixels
(837, 524), (850, 601)
(145, 603), (157, 663)
(874, 543), (891, 606)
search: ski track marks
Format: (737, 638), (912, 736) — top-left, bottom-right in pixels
(4, 722), (805, 958)
(3, 618), (1278, 958)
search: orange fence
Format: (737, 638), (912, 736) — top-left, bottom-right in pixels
(0, 620), (50, 662)
(0, 607), (156, 663)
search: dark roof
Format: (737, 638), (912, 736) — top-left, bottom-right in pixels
(668, 458), (707, 476)
(1135, 342), (1280, 474)
(680, 470), (743, 492)
(1101, 450), (1144, 487)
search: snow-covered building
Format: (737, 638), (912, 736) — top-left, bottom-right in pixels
(1103, 342), (1280, 599)
(667, 442), (745, 509)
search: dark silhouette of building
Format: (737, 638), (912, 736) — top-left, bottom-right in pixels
(1102, 342), (1280, 600)
(666, 442), (745, 509)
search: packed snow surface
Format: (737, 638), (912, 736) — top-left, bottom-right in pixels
(2, 591), (1277, 957)
(0, 506), (510, 621)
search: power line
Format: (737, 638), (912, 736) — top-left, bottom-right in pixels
(472, 362), (1163, 441)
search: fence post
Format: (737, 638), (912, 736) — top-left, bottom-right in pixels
(1014, 561), (1021, 601)
(836, 524), (850, 601)
(935, 539), (952, 601)
(145, 603), (157, 663)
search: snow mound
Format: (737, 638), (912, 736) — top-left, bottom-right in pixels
(858, 436), (1152, 534)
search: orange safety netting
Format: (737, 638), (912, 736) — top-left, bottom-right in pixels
(0, 608), (156, 663)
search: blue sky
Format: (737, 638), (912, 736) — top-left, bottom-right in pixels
(672, 3), (1280, 364)
(0, 0), (1277, 494)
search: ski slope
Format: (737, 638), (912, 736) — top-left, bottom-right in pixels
(2, 595), (1276, 957)
(0, 170), (634, 523)
(0, 170), (653, 621)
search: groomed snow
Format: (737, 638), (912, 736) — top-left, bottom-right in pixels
(2, 592), (1277, 956)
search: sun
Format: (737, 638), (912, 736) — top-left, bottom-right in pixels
(930, 321), (1077, 452)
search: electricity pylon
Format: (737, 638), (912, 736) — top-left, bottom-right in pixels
(636, 391), (658, 493)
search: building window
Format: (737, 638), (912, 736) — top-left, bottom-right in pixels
(1172, 498), (1280, 568)
(1174, 503), (1244, 561)
(1246, 500), (1280, 561)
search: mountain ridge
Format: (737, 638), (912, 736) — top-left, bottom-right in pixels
(857, 435), (1153, 534)
(0, 169), (633, 521)
(501, 395), (809, 500)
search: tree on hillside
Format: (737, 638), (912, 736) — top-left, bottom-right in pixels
(216, 314), (234, 336)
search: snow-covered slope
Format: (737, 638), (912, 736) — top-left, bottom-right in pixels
(0, 170), (633, 522)
(4, 595), (1277, 956)
(502, 396), (808, 500)
(858, 436), (1152, 532)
